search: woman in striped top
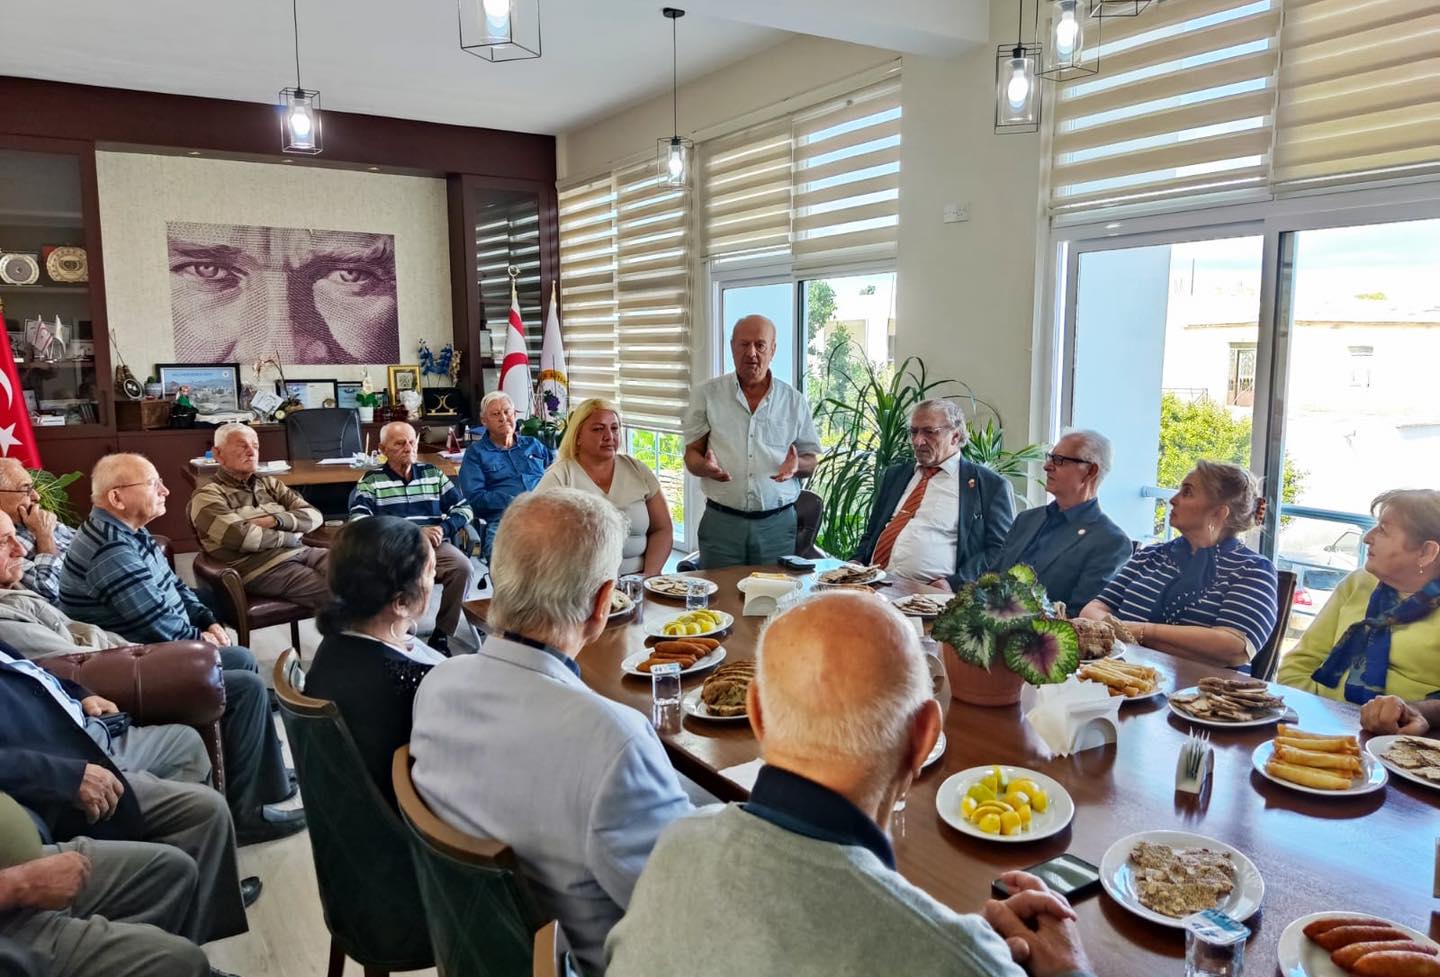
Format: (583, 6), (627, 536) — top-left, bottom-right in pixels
(1080, 461), (1278, 667)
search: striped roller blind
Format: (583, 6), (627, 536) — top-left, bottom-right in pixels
(613, 158), (692, 433)
(477, 199), (542, 368)
(1272, 0), (1440, 190)
(702, 119), (793, 262)
(1049, 0), (1281, 216)
(791, 77), (902, 270)
(557, 176), (619, 405)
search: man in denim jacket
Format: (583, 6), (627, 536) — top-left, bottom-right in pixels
(458, 391), (555, 559)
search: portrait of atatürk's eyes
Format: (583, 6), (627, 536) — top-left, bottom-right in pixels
(167, 221), (399, 365)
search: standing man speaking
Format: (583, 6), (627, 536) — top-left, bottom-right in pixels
(683, 315), (821, 568)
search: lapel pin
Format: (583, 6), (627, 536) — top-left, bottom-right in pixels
(967, 478), (976, 489)
(1078, 528), (1087, 536)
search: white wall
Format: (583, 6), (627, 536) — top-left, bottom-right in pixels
(96, 151), (452, 384)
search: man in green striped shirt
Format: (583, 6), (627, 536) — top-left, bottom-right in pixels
(349, 422), (476, 652)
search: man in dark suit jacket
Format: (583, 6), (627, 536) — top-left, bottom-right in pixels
(854, 400), (1014, 590)
(0, 644), (249, 943)
(990, 429), (1132, 609)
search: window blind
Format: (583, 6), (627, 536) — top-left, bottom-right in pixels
(613, 158), (692, 433)
(477, 200), (542, 368)
(702, 119), (793, 262)
(557, 177), (619, 405)
(1272, 0), (1440, 190)
(792, 77), (902, 270)
(1049, 0), (1280, 216)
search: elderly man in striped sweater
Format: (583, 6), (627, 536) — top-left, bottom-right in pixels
(348, 421), (477, 654)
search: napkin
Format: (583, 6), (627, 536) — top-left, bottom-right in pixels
(720, 758), (764, 792)
(737, 575), (800, 617)
(1023, 675), (1121, 756)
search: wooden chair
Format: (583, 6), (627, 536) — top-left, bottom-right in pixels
(1249, 568), (1298, 682)
(192, 551), (310, 650)
(272, 651), (434, 977)
(391, 746), (557, 977)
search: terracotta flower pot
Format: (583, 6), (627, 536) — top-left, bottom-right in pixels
(942, 642), (1025, 707)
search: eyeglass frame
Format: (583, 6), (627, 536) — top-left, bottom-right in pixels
(0, 483), (37, 495)
(112, 477), (166, 492)
(1044, 451), (1094, 468)
(909, 424), (958, 439)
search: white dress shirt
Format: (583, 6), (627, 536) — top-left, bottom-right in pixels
(0, 647), (87, 727)
(886, 453), (962, 583)
(682, 372), (822, 513)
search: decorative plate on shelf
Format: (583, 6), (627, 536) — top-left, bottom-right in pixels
(0, 253), (41, 286)
(44, 246), (88, 283)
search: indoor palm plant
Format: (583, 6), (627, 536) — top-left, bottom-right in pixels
(27, 467), (84, 527)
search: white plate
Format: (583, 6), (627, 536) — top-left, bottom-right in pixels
(891, 593), (949, 618)
(1100, 829), (1264, 929)
(644, 575), (719, 599)
(817, 564), (887, 586)
(923, 731), (947, 769)
(608, 592), (635, 619)
(1277, 911), (1439, 977)
(935, 766), (1075, 844)
(1364, 734), (1440, 792)
(621, 646), (727, 677)
(1166, 686), (1288, 728)
(1251, 740), (1388, 796)
(681, 685), (749, 722)
(1077, 660), (1168, 704)
(643, 609), (735, 639)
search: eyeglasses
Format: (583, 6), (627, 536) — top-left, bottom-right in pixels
(1044, 451), (1093, 468)
(909, 426), (954, 438)
(0, 484), (36, 495)
(115, 477), (166, 491)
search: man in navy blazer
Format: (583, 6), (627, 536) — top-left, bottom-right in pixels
(0, 643), (249, 943)
(853, 400), (1014, 590)
(990, 429), (1132, 609)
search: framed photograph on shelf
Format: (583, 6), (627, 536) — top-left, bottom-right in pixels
(156, 363), (241, 413)
(387, 364), (421, 402)
(336, 380), (364, 410)
(281, 379), (339, 410)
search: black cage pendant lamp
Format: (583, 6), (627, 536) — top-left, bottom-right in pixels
(995, 0), (1042, 134)
(459, 0), (542, 62)
(1039, 0), (1099, 81)
(658, 7), (693, 187)
(279, 0), (322, 155)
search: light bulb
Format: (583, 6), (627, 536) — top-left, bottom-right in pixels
(482, 0), (509, 18)
(1006, 61), (1032, 110)
(1055, 8), (1079, 57)
(288, 108), (312, 138)
(667, 143), (685, 179)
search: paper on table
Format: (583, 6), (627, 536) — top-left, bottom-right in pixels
(439, 449), (465, 461)
(720, 758), (764, 792)
(1024, 675), (1121, 757)
(317, 457), (355, 465)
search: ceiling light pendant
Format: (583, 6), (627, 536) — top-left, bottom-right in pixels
(658, 7), (693, 188)
(279, 0), (322, 155)
(995, 0), (1043, 134)
(459, 0), (542, 62)
(1039, 0), (1099, 80)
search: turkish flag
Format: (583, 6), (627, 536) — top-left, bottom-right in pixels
(0, 328), (41, 468)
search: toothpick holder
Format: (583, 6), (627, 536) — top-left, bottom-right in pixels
(1175, 743), (1215, 794)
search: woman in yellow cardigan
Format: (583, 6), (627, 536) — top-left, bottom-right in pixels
(1278, 488), (1440, 703)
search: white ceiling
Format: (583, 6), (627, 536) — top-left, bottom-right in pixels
(0, 0), (788, 135)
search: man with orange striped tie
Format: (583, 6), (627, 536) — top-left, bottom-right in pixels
(853, 400), (1014, 591)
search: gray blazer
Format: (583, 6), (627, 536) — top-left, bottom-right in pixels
(989, 501), (1133, 609)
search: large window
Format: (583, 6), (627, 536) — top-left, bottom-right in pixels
(627, 427), (686, 543)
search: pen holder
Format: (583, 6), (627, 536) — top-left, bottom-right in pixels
(1175, 743), (1214, 794)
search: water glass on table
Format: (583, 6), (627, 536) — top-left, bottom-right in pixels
(651, 662), (682, 734)
(618, 574), (645, 622)
(1183, 909), (1248, 977)
(685, 579), (710, 611)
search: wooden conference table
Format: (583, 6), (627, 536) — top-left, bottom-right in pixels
(464, 562), (1439, 973)
(184, 453), (460, 488)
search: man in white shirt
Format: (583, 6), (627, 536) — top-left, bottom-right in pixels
(853, 400), (1014, 590)
(682, 315), (822, 568)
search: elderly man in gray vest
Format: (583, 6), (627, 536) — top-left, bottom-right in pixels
(605, 591), (1094, 977)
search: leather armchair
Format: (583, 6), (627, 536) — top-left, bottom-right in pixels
(38, 641), (228, 792)
(192, 551), (309, 650)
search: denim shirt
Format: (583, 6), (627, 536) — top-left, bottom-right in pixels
(458, 432), (555, 522)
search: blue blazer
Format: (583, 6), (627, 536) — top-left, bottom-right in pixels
(0, 653), (143, 844)
(854, 459), (1015, 589)
(989, 501), (1133, 609)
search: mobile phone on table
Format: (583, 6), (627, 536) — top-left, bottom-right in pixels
(991, 853), (1102, 901)
(778, 555), (816, 571)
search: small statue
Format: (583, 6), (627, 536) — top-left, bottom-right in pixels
(175, 385), (194, 409)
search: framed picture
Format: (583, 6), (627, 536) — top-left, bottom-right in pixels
(156, 363), (241, 413)
(388, 364), (421, 402)
(22, 389), (37, 414)
(281, 379), (338, 410)
(336, 380), (364, 410)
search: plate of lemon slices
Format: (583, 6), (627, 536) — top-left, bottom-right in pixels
(643, 608), (734, 639)
(936, 765), (1075, 843)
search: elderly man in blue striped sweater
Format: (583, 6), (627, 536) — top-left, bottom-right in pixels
(57, 453), (305, 846)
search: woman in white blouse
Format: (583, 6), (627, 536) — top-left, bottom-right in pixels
(537, 398), (673, 576)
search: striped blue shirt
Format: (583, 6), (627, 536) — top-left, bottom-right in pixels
(348, 462), (474, 541)
(1097, 537), (1279, 653)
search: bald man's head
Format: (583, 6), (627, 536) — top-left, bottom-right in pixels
(90, 453), (168, 528)
(755, 591), (931, 769)
(731, 315), (778, 386)
(380, 422), (418, 470)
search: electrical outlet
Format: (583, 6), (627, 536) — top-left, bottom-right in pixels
(943, 203), (970, 223)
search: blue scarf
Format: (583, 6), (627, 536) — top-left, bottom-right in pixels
(1153, 536), (1237, 623)
(1310, 577), (1440, 704)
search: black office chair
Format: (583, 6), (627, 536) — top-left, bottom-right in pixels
(285, 408), (363, 517)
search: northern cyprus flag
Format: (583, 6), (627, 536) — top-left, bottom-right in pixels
(498, 279), (532, 420)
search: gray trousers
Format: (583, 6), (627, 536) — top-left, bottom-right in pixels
(0, 837), (210, 977)
(86, 719), (211, 786)
(697, 506), (798, 569)
(218, 645), (290, 821)
(247, 545), (332, 611)
(434, 540), (476, 639)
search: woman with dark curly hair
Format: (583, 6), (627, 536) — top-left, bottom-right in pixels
(303, 515), (440, 806)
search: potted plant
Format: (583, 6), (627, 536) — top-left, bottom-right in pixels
(27, 467), (83, 527)
(355, 378), (380, 424)
(930, 565), (1081, 706)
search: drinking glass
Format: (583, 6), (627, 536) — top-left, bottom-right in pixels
(1183, 910), (1248, 977)
(685, 579), (709, 611)
(618, 574), (645, 622)
(651, 662), (682, 734)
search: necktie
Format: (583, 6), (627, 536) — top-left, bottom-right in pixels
(871, 466), (941, 569)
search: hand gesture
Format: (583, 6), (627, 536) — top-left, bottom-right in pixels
(201, 623), (232, 647)
(1361, 694), (1429, 735)
(422, 525), (444, 548)
(74, 763), (124, 823)
(701, 449), (731, 482)
(982, 871), (1090, 977)
(17, 501), (57, 552)
(7, 851), (91, 909)
(80, 695), (118, 717)
(248, 514), (279, 530)
(771, 445), (799, 483)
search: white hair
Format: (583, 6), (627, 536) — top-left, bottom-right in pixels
(911, 399), (968, 444)
(380, 421), (416, 443)
(757, 595), (932, 762)
(90, 453), (150, 504)
(1060, 427), (1113, 482)
(213, 422), (254, 449)
(488, 488), (625, 637)
(480, 390), (514, 414)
